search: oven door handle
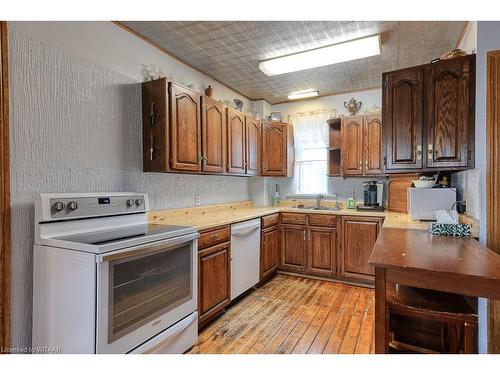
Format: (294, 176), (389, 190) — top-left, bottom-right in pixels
(98, 232), (199, 263)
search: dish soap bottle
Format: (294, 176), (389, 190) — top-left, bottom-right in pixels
(272, 184), (281, 207)
(347, 191), (355, 209)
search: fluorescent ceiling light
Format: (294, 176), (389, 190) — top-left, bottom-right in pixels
(287, 89), (319, 100)
(259, 34), (381, 76)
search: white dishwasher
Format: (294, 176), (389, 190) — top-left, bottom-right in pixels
(230, 218), (261, 300)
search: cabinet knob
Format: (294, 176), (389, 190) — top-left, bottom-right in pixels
(52, 201), (65, 212)
(428, 144), (433, 161)
(416, 145), (422, 161)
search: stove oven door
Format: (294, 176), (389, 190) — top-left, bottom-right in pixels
(96, 232), (198, 353)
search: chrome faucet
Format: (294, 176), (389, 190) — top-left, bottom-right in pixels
(316, 194), (324, 208)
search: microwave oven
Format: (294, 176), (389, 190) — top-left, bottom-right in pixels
(407, 188), (457, 220)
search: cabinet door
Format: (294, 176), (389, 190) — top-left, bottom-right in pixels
(425, 56), (473, 168)
(169, 83), (202, 172)
(281, 225), (307, 272)
(364, 115), (382, 175)
(342, 217), (383, 281)
(202, 96), (226, 173)
(341, 116), (364, 175)
(198, 242), (231, 325)
(142, 78), (168, 172)
(262, 122), (287, 176)
(260, 226), (280, 280)
(227, 108), (246, 174)
(383, 68), (424, 171)
(308, 226), (337, 277)
(245, 116), (261, 175)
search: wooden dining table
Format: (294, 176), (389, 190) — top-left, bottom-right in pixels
(369, 227), (500, 354)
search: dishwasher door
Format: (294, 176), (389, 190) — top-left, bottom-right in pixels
(230, 218), (261, 300)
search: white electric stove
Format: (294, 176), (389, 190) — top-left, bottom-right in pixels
(32, 192), (199, 354)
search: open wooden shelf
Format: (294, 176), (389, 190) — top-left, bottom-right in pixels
(327, 117), (342, 176)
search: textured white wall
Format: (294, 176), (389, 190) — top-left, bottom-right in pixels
(10, 22), (252, 112)
(8, 26), (250, 348)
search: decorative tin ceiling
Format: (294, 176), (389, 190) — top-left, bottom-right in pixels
(121, 21), (466, 103)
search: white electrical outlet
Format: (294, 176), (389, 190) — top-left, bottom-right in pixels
(195, 195), (201, 206)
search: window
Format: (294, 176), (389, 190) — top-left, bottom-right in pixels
(290, 111), (330, 194)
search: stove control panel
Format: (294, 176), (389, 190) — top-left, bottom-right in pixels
(47, 194), (147, 220)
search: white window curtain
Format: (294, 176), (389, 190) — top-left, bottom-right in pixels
(290, 110), (330, 194)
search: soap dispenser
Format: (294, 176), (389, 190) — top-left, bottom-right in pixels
(347, 190), (355, 209)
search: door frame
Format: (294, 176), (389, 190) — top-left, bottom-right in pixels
(0, 21), (11, 350)
(487, 49), (500, 354)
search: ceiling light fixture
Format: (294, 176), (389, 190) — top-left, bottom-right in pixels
(287, 89), (319, 100)
(259, 34), (381, 76)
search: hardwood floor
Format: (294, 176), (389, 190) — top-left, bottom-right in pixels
(188, 274), (375, 354)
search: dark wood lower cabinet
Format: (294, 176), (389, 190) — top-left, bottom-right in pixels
(198, 241), (231, 326)
(260, 225), (280, 281)
(341, 216), (384, 282)
(308, 226), (337, 277)
(280, 224), (307, 272)
(280, 215), (339, 279)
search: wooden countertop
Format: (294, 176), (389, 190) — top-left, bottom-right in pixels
(370, 228), (500, 282)
(148, 200), (478, 236)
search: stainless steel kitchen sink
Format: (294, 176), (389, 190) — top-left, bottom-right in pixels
(293, 205), (341, 211)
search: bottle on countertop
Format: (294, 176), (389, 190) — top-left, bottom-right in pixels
(347, 190), (355, 209)
(272, 184), (281, 207)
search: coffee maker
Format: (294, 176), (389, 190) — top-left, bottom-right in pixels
(357, 181), (384, 211)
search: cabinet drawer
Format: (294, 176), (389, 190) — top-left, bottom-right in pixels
(262, 213), (279, 228)
(198, 226), (230, 250)
(281, 212), (307, 225)
(308, 214), (337, 227)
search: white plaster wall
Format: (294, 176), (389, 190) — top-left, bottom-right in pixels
(265, 176), (378, 204)
(8, 24), (250, 349)
(451, 22), (480, 220)
(459, 21), (477, 54)
(271, 88), (381, 121)
(473, 21), (500, 353)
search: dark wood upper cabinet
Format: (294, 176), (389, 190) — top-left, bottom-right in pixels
(142, 78), (168, 172)
(261, 122), (294, 177)
(383, 67), (424, 171)
(364, 115), (382, 175)
(142, 79), (202, 173)
(382, 55), (475, 173)
(245, 116), (261, 175)
(141, 79), (262, 177)
(227, 108), (246, 174)
(340, 115), (382, 177)
(169, 82), (202, 172)
(280, 224), (306, 272)
(424, 56), (475, 168)
(341, 116), (364, 175)
(202, 96), (226, 173)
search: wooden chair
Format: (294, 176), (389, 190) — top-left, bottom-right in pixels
(386, 283), (478, 354)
